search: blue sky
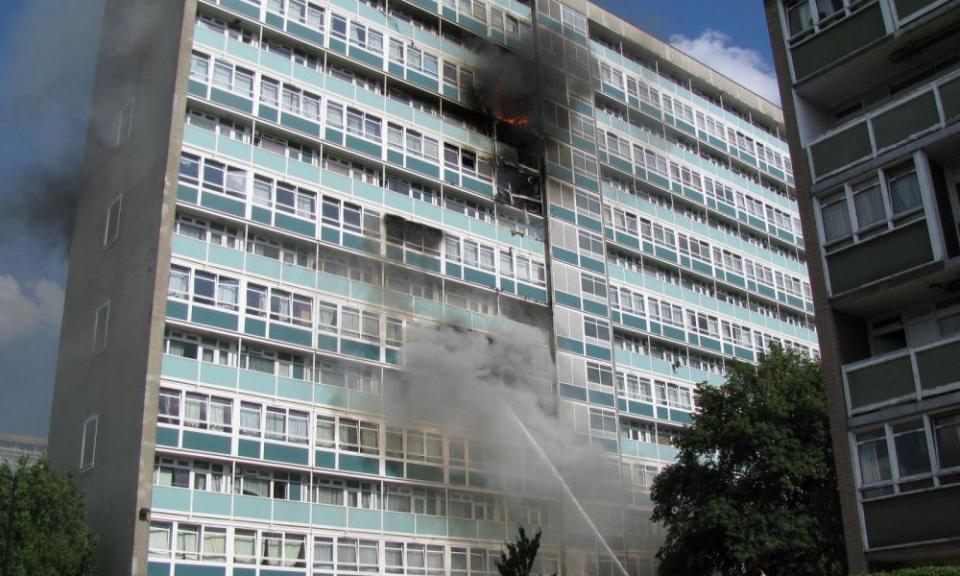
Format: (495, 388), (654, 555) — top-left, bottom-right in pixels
(0, 0), (778, 437)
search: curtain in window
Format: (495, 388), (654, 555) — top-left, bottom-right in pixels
(359, 541), (378, 566)
(176, 528), (199, 559)
(168, 271), (189, 297)
(857, 440), (890, 485)
(241, 406), (261, 433)
(203, 530), (226, 560)
(184, 396), (205, 426)
(314, 484), (342, 505)
(234, 532), (256, 564)
(288, 413), (308, 443)
(854, 185), (885, 229)
(149, 525), (170, 555)
(338, 541), (358, 566)
(360, 426), (378, 451)
(284, 537), (306, 567)
(314, 540), (334, 568)
(262, 535), (282, 566)
(821, 202), (851, 241)
(209, 401), (231, 431)
(889, 171), (921, 214)
(217, 282), (238, 308)
(266, 411), (286, 439)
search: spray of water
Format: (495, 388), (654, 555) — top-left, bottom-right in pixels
(508, 409), (631, 576)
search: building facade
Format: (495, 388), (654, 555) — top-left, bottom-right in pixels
(0, 434), (47, 470)
(49, 0), (815, 574)
(764, 0), (960, 571)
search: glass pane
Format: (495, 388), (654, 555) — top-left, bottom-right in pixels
(894, 429), (931, 477)
(853, 182), (885, 229)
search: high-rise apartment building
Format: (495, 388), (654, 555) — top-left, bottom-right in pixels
(49, 0), (815, 573)
(0, 433), (47, 470)
(765, 0), (960, 571)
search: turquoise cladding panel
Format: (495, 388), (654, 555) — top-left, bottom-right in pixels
(174, 566), (225, 576)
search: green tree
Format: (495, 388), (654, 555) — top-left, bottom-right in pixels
(497, 527), (547, 576)
(0, 458), (97, 576)
(650, 346), (846, 576)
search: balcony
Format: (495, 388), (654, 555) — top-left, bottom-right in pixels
(843, 333), (960, 414)
(808, 69), (960, 182)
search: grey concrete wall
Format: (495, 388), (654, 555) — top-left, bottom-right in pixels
(762, 2), (869, 573)
(47, 0), (196, 574)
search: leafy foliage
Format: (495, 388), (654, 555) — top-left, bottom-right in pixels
(650, 346), (846, 576)
(0, 458), (97, 576)
(496, 527), (544, 576)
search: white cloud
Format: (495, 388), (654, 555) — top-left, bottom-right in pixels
(670, 30), (781, 106)
(0, 275), (64, 343)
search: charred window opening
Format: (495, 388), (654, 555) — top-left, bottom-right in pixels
(384, 215), (444, 257)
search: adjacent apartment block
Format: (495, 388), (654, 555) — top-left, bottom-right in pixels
(0, 433), (47, 470)
(765, 0), (960, 571)
(49, 0), (816, 573)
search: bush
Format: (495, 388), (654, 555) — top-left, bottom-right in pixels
(866, 567), (960, 576)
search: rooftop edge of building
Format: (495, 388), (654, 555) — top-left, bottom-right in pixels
(572, 0), (785, 127)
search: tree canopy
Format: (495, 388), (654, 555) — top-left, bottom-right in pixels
(0, 458), (97, 576)
(650, 346), (846, 576)
(497, 527), (545, 576)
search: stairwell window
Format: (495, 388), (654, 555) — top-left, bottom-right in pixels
(80, 415), (98, 471)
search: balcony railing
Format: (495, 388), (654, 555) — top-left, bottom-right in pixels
(808, 68), (960, 181)
(843, 333), (960, 414)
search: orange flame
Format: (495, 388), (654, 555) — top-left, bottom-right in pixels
(500, 115), (530, 127)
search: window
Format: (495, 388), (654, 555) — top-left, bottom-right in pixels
(349, 21), (383, 53)
(583, 317), (610, 342)
(445, 193), (492, 221)
(159, 389), (181, 425)
(240, 403), (262, 437)
(655, 381), (693, 410)
(617, 371), (653, 402)
(819, 191), (851, 243)
(262, 532), (307, 568)
(93, 300), (110, 353)
(280, 84), (321, 121)
(857, 428), (892, 495)
(211, 59), (254, 98)
(580, 272), (607, 299)
(339, 418), (379, 454)
(577, 230), (604, 257)
(586, 361), (613, 388)
(265, 407), (309, 444)
(199, 158), (247, 199)
(149, 522), (171, 558)
(104, 195), (122, 246)
(80, 415), (98, 471)
(893, 419), (932, 478)
(649, 298), (683, 328)
(289, 0), (324, 31)
(184, 393), (233, 433)
(572, 150), (597, 179)
(346, 106), (382, 142)
(234, 530), (257, 565)
(818, 159), (926, 251)
(341, 306), (380, 342)
(853, 176), (885, 230)
(589, 408), (617, 436)
(189, 269), (240, 310)
(190, 52), (210, 82)
(622, 419), (655, 443)
(269, 289), (312, 327)
(459, 238), (496, 272)
(886, 162), (922, 215)
(934, 412), (960, 470)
